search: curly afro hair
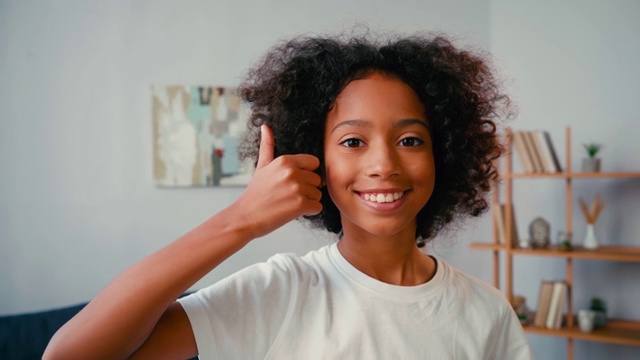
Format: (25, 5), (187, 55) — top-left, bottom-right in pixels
(238, 33), (509, 245)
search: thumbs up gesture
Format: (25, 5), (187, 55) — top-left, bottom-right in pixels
(230, 125), (323, 239)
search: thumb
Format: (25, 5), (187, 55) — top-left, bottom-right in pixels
(256, 125), (275, 169)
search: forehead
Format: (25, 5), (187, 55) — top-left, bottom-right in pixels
(327, 72), (426, 124)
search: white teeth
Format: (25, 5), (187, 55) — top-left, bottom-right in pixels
(362, 192), (404, 203)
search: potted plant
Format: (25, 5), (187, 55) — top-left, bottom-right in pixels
(589, 297), (607, 328)
(582, 143), (602, 172)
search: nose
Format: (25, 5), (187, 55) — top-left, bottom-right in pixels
(364, 141), (400, 179)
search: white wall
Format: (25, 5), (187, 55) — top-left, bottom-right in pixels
(1, 1), (638, 359)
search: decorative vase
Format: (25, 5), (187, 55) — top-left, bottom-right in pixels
(583, 224), (599, 249)
(582, 158), (601, 172)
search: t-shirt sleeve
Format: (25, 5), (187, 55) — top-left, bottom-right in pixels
(486, 305), (533, 360)
(177, 254), (297, 360)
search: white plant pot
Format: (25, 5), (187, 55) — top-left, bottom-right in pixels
(583, 224), (599, 249)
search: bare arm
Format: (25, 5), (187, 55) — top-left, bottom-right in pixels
(43, 125), (322, 359)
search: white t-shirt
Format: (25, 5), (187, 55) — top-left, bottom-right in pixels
(178, 243), (531, 359)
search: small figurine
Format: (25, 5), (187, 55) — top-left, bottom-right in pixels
(529, 217), (550, 248)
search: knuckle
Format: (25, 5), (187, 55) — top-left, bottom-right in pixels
(281, 167), (296, 180)
(293, 195), (306, 208)
(290, 182), (304, 194)
(284, 182), (299, 196)
(274, 155), (289, 167)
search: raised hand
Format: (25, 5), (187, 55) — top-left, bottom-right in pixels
(44, 129), (323, 359)
(230, 125), (323, 239)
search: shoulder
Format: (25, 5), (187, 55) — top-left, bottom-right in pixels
(439, 260), (512, 316)
(232, 244), (335, 290)
(437, 261), (532, 358)
(272, 244), (335, 283)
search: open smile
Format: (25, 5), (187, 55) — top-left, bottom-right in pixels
(357, 190), (408, 204)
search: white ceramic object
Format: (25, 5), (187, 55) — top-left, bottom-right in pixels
(583, 224), (599, 249)
(578, 309), (596, 332)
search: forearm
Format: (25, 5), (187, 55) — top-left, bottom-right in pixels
(45, 125), (323, 358)
(44, 207), (253, 359)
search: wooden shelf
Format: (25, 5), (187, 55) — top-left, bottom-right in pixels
(569, 172), (640, 179)
(469, 243), (505, 251)
(524, 320), (640, 347)
(470, 243), (640, 263)
(503, 171), (640, 179)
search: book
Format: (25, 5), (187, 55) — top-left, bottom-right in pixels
(545, 281), (567, 329)
(494, 203), (519, 245)
(542, 131), (562, 172)
(532, 130), (556, 173)
(512, 132), (534, 173)
(522, 131), (544, 173)
(553, 282), (568, 328)
(534, 281), (555, 327)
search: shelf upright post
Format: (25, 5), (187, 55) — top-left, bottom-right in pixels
(505, 128), (514, 304)
(492, 175), (500, 289)
(565, 126), (574, 360)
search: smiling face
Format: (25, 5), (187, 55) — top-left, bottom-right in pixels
(323, 72), (436, 242)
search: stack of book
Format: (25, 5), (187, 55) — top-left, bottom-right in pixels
(512, 130), (562, 174)
(533, 280), (568, 329)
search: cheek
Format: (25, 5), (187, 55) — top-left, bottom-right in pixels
(323, 155), (355, 207)
(408, 157), (436, 194)
(323, 152), (351, 183)
(408, 158), (434, 172)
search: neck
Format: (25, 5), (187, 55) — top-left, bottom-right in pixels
(337, 229), (436, 287)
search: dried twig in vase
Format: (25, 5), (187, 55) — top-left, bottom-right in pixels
(579, 195), (605, 225)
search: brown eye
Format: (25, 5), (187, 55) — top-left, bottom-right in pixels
(340, 138), (364, 148)
(399, 137), (424, 147)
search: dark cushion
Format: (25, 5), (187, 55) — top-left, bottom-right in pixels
(0, 304), (86, 360)
(0, 293), (196, 359)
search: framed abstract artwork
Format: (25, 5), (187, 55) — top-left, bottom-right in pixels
(151, 85), (253, 187)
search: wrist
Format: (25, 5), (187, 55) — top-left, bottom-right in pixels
(200, 205), (257, 246)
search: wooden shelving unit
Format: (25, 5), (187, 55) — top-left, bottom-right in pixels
(470, 127), (640, 359)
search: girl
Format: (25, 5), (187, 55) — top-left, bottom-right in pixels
(45, 34), (532, 359)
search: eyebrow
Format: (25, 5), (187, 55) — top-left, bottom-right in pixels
(330, 118), (429, 133)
